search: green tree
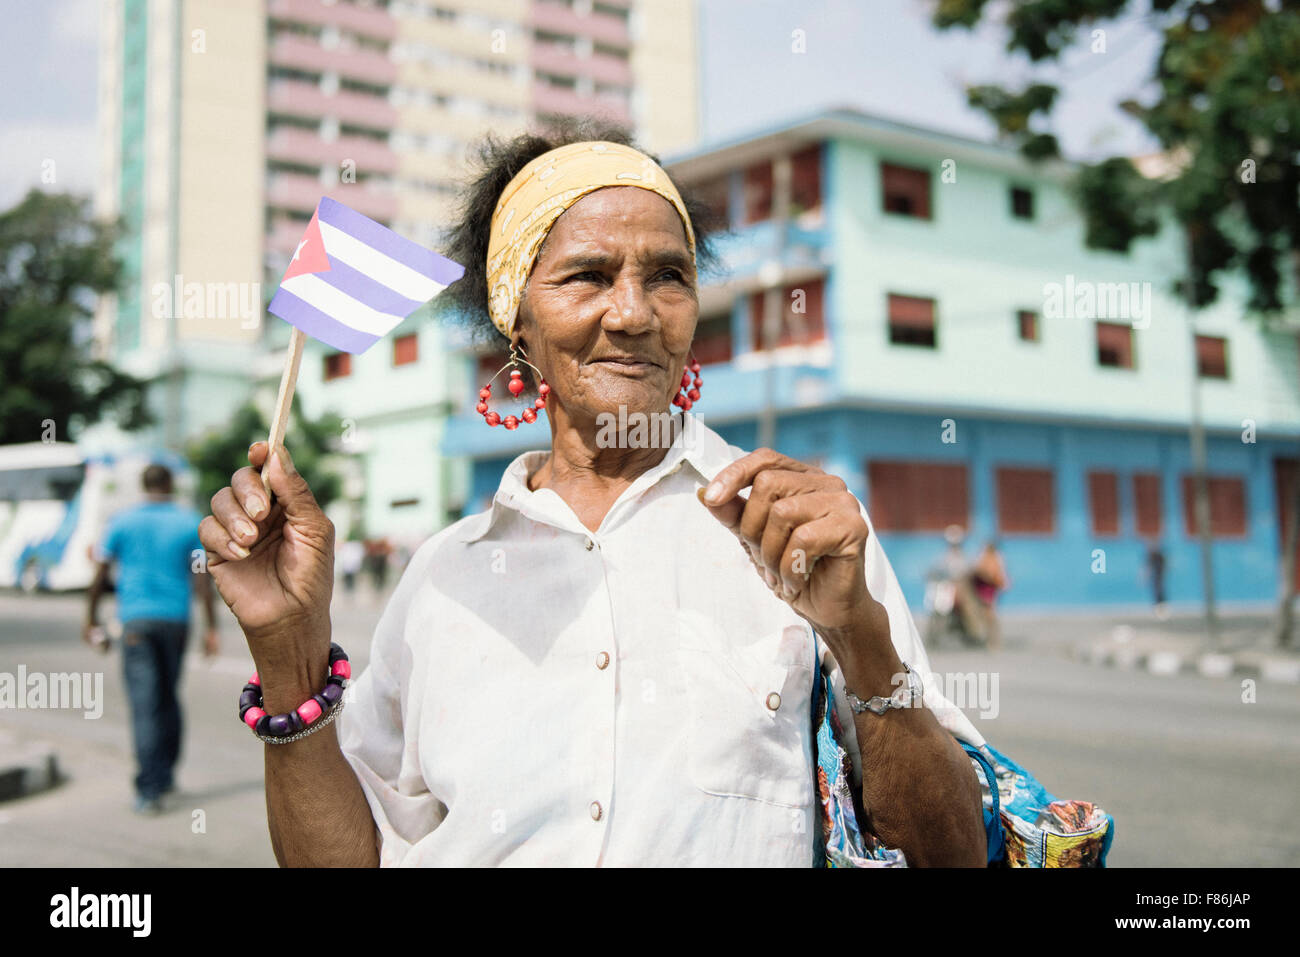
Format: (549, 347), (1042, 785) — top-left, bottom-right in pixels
(186, 396), (345, 515)
(0, 190), (151, 443)
(934, 0), (1300, 644)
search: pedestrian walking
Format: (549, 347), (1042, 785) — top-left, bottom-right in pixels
(1144, 539), (1168, 620)
(970, 541), (1009, 650)
(84, 463), (219, 814)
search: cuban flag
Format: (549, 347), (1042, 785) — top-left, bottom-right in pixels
(268, 197), (465, 354)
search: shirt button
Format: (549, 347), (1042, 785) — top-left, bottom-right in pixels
(589, 801), (603, 821)
(584, 538), (595, 551)
(766, 691), (782, 711)
(596, 651), (610, 670)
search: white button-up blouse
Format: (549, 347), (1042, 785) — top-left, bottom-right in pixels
(336, 416), (986, 866)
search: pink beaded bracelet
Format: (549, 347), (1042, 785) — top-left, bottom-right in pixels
(238, 643), (351, 744)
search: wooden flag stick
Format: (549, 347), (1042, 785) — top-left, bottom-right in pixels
(262, 326), (307, 496)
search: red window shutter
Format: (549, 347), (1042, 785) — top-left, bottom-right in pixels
(751, 279), (827, 350)
(1096, 322), (1134, 368)
(1133, 473), (1162, 536)
(1087, 471), (1120, 536)
(476, 351), (510, 387)
(880, 162), (931, 219)
(393, 333), (418, 366)
(324, 352), (351, 380)
(1017, 310), (1039, 342)
(743, 161), (773, 224)
(888, 294), (936, 347)
(868, 461), (969, 532)
(790, 144), (822, 213)
(1196, 335), (1228, 378)
(1182, 475), (1248, 537)
(996, 467), (1055, 534)
(694, 175), (730, 228)
(693, 312), (733, 365)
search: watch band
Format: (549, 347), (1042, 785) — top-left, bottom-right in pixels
(844, 661), (922, 715)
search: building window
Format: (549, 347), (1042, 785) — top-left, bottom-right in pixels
(1133, 472), (1162, 537)
(1196, 335), (1229, 379)
(880, 162), (931, 219)
(743, 160), (773, 224)
(790, 143), (822, 215)
(693, 311), (733, 365)
(887, 293), (936, 348)
(1182, 475), (1247, 538)
(748, 278), (827, 350)
(867, 461), (969, 532)
(996, 467), (1055, 535)
(1017, 309), (1039, 342)
(1087, 471), (1120, 537)
(1010, 186), (1035, 220)
(393, 332), (418, 366)
(324, 352), (351, 380)
(1096, 321), (1135, 369)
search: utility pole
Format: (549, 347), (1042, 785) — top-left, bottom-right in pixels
(1185, 228), (1218, 647)
(757, 154), (792, 451)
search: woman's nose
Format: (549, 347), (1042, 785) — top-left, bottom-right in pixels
(604, 286), (655, 332)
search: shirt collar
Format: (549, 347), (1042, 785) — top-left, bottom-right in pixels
(458, 413), (738, 543)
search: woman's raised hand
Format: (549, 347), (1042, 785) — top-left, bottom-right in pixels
(697, 448), (887, 661)
(198, 442), (334, 698)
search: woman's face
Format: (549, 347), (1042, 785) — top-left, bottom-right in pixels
(514, 185), (698, 427)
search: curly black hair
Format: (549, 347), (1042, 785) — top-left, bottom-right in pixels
(431, 116), (725, 344)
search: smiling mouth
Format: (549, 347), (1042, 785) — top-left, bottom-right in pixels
(591, 357), (661, 374)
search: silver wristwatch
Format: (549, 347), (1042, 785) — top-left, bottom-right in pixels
(844, 661), (923, 715)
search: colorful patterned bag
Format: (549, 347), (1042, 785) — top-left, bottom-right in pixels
(811, 666), (1114, 868)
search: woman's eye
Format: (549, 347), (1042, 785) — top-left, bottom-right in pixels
(656, 269), (686, 283)
(568, 271), (602, 283)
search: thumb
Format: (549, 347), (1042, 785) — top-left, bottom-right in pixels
(697, 486), (745, 532)
(263, 445), (322, 522)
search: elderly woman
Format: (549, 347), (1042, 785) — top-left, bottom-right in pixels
(201, 126), (994, 867)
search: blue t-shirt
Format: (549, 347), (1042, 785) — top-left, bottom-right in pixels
(100, 501), (203, 625)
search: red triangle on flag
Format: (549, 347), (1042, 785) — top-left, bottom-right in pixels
(282, 208), (331, 282)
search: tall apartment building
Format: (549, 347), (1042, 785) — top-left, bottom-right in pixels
(442, 107), (1300, 610)
(95, 0), (700, 539)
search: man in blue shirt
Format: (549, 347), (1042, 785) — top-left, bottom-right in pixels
(84, 463), (219, 814)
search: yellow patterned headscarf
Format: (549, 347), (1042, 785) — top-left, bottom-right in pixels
(485, 140), (697, 339)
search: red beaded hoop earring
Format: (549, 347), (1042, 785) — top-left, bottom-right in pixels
(671, 353), (703, 412)
(477, 346), (549, 430)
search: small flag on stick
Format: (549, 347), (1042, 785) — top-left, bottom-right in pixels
(260, 198), (465, 494)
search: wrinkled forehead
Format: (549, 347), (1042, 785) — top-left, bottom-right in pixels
(536, 185), (692, 263)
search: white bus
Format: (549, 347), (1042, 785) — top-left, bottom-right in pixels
(0, 442), (196, 592)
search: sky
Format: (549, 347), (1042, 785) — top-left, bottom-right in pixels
(0, 0), (1165, 210)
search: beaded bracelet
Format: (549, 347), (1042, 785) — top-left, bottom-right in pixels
(238, 642), (351, 744)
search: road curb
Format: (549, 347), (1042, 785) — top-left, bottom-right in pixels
(0, 735), (61, 802)
(1076, 640), (1300, 684)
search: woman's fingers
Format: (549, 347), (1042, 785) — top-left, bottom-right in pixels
(199, 513), (250, 565)
(209, 486), (262, 554)
(701, 448), (815, 507)
(758, 490), (842, 587)
(231, 464), (272, 525)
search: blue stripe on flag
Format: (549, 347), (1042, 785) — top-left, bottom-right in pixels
(268, 287), (382, 354)
(317, 255), (426, 316)
(318, 197), (466, 285)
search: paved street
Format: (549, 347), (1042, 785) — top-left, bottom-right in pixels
(2, 591), (1297, 866)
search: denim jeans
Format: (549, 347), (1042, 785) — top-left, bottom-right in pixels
(121, 619), (189, 800)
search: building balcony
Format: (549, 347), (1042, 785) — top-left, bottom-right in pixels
(268, 0), (397, 41)
(267, 78), (397, 129)
(529, 1), (630, 48)
(269, 34), (397, 87)
(266, 171), (398, 222)
(266, 126), (398, 175)
(531, 84), (630, 125)
(531, 42), (632, 86)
